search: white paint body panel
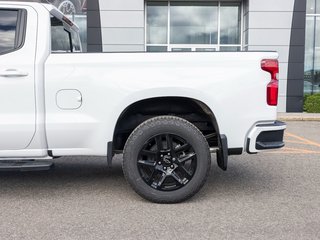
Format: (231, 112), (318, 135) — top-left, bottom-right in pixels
(44, 51), (279, 156)
(56, 89), (82, 109)
(0, 2), (281, 158)
(0, 4), (38, 151)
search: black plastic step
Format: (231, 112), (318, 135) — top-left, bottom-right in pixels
(0, 160), (53, 172)
(256, 141), (285, 150)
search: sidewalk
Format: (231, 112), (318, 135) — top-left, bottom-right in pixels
(277, 112), (320, 121)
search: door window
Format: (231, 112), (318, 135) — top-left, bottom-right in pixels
(0, 9), (26, 55)
(51, 16), (72, 52)
(51, 16), (82, 53)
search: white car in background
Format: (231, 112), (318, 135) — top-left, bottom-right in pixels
(47, 0), (86, 14)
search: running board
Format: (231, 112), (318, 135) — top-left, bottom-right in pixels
(0, 160), (53, 172)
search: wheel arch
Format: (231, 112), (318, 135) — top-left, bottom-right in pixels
(112, 96), (221, 152)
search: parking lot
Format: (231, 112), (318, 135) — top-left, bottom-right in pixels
(0, 121), (320, 240)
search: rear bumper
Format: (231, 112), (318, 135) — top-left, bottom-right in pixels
(246, 121), (286, 154)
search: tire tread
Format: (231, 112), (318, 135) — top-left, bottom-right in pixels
(123, 116), (211, 203)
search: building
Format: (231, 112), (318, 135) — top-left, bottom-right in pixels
(25, 0), (320, 112)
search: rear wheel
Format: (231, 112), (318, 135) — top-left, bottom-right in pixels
(123, 116), (211, 203)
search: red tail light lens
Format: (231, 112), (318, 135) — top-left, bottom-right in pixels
(261, 59), (279, 106)
(266, 80), (278, 106)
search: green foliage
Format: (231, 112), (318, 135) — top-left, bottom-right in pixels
(304, 94), (320, 113)
(303, 94), (311, 112)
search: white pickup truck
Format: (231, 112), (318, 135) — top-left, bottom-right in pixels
(0, 1), (286, 203)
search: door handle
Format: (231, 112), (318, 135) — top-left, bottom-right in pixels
(0, 69), (29, 77)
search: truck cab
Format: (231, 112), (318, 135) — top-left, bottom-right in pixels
(0, 2), (80, 158)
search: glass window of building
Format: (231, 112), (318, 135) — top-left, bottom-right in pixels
(170, 2), (218, 45)
(305, 0), (320, 95)
(220, 2), (241, 45)
(147, 2), (168, 45)
(146, 1), (242, 52)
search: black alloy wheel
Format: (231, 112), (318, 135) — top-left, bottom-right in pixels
(137, 133), (197, 191)
(123, 116), (211, 203)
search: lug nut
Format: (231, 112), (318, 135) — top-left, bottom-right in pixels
(158, 161), (162, 165)
(163, 167), (167, 170)
(170, 165), (174, 169)
(160, 155), (163, 157)
(168, 153), (170, 156)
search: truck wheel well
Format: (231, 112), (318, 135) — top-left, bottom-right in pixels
(113, 97), (220, 151)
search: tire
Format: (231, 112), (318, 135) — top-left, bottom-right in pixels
(123, 116), (211, 203)
(53, 0), (81, 14)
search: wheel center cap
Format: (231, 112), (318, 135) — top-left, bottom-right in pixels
(162, 155), (172, 165)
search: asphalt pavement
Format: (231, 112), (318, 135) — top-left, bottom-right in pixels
(0, 121), (320, 240)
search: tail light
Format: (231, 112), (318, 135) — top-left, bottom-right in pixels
(261, 59), (279, 106)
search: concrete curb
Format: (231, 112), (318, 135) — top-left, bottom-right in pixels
(277, 113), (320, 122)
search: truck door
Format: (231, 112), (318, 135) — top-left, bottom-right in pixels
(0, 7), (37, 150)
